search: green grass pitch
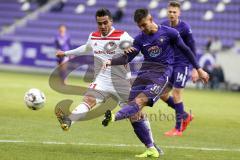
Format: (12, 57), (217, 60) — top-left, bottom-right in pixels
(0, 71), (240, 160)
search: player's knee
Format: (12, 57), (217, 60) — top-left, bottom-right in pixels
(172, 89), (182, 103)
(83, 96), (96, 108)
(135, 97), (154, 107)
(160, 93), (169, 101)
(135, 97), (148, 106)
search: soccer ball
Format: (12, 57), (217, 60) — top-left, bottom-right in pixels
(24, 88), (46, 110)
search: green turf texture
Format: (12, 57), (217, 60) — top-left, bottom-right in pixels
(0, 71), (240, 160)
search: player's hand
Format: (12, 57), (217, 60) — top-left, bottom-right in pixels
(124, 47), (136, 54)
(191, 68), (199, 83)
(102, 60), (111, 71)
(56, 50), (65, 58)
(197, 68), (209, 84)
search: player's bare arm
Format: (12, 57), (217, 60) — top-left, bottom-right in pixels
(191, 68), (199, 83)
(196, 68), (209, 84)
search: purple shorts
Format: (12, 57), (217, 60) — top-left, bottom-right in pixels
(128, 67), (172, 106)
(170, 66), (190, 88)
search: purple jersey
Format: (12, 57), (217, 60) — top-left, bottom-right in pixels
(111, 25), (199, 104)
(55, 33), (71, 51)
(161, 19), (196, 67)
(133, 25), (177, 69)
(112, 25), (199, 69)
(55, 33), (71, 64)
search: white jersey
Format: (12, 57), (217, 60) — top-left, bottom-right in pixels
(89, 28), (133, 79)
(64, 28), (133, 104)
(65, 27), (133, 79)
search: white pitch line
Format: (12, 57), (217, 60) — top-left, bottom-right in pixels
(1, 139), (240, 152)
(0, 140), (25, 143)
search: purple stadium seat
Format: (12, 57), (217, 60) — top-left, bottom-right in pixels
(0, 0), (239, 49)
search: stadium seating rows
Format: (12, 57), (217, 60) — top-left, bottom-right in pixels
(0, 0), (239, 49)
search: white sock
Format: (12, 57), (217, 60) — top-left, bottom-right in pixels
(69, 103), (90, 122)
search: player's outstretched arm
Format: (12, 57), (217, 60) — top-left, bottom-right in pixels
(102, 48), (139, 70)
(55, 44), (91, 58)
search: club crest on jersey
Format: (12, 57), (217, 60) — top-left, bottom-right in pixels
(109, 41), (116, 47)
(148, 46), (161, 57)
(105, 41), (117, 51)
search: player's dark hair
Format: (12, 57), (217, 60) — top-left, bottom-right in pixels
(134, 8), (149, 23)
(168, 1), (181, 8)
(95, 8), (112, 20)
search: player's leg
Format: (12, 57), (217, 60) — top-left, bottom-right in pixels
(56, 78), (109, 131)
(55, 93), (101, 131)
(114, 99), (163, 157)
(69, 94), (97, 121)
(102, 76), (170, 125)
(172, 88), (193, 132)
(163, 66), (193, 136)
(107, 78), (163, 157)
(164, 88), (184, 136)
(160, 92), (175, 110)
(129, 112), (163, 158)
(107, 112), (161, 158)
(102, 79), (148, 125)
(102, 92), (149, 126)
(102, 77), (150, 125)
(160, 91), (182, 136)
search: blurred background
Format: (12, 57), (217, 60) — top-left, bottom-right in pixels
(0, 0), (239, 91)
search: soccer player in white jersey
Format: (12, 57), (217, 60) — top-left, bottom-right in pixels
(55, 8), (163, 157)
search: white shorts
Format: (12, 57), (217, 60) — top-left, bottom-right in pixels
(85, 75), (131, 107)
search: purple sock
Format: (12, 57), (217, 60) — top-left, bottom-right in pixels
(115, 102), (140, 121)
(131, 119), (154, 148)
(175, 102), (184, 130)
(166, 97), (188, 127)
(165, 96), (175, 109)
(182, 111), (189, 120)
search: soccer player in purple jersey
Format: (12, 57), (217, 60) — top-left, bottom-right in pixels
(159, 1), (199, 136)
(54, 24), (72, 81)
(101, 8), (209, 158)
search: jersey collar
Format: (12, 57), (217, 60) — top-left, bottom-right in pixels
(101, 27), (115, 37)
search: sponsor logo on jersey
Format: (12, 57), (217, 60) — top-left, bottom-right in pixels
(94, 50), (116, 54)
(148, 46), (161, 57)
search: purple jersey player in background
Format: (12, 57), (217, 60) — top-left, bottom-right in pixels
(159, 1), (199, 137)
(101, 8), (209, 158)
(54, 24), (72, 81)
